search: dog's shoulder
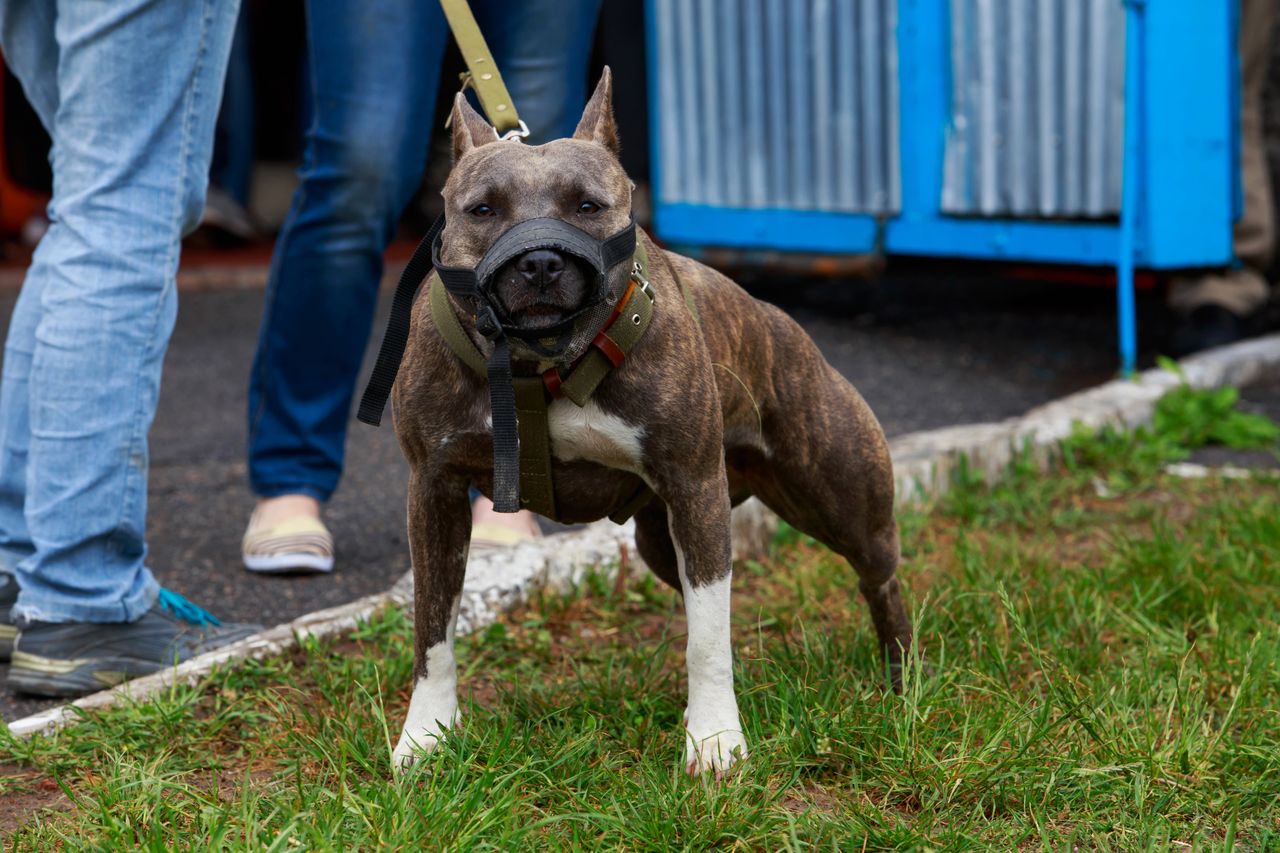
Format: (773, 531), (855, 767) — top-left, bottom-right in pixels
(392, 286), (490, 453)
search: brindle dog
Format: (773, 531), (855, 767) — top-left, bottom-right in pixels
(390, 69), (912, 777)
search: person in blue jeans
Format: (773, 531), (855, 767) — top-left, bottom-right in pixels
(0, 0), (259, 696)
(242, 0), (604, 573)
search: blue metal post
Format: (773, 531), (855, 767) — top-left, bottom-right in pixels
(1117, 0), (1146, 376)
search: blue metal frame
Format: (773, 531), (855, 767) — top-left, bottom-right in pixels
(1117, 0), (1147, 374)
(647, 0), (1242, 370)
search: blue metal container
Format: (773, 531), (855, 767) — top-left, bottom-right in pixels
(646, 0), (1241, 371)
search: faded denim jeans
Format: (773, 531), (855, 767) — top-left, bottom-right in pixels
(247, 0), (603, 503)
(0, 0), (240, 622)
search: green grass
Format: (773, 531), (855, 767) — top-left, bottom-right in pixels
(3, 384), (1280, 850)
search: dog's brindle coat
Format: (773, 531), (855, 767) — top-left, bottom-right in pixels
(391, 69), (912, 776)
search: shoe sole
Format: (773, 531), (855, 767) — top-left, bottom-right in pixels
(243, 553), (334, 574)
(0, 623), (15, 663)
(6, 650), (164, 697)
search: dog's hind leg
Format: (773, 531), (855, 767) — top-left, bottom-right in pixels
(751, 362), (913, 692)
(761, 473), (911, 691)
(392, 469), (471, 774)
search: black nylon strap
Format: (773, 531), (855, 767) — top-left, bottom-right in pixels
(601, 220), (636, 269)
(434, 261), (478, 297)
(356, 215), (445, 427)
(486, 335), (521, 512)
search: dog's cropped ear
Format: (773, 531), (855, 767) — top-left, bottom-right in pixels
(451, 93), (498, 162)
(573, 66), (619, 155)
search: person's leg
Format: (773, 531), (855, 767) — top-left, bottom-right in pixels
(1169, 0), (1274, 352)
(0, 0), (59, 582)
(10, 0), (239, 623)
(477, 0), (604, 143)
(0, 0), (59, 660)
(242, 0), (450, 573)
(3, 0), (261, 697)
(1230, 0), (1276, 279)
(0, 229), (54, 656)
(210, 5), (255, 209)
(201, 5), (257, 241)
(246, 0), (447, 507)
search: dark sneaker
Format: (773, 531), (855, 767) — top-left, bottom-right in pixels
(7, 589), (260, 698)
(0, 573), (16, 662)
(1169, 305), (1251, 357)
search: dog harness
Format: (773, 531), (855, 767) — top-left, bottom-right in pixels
(358, 225), (696, 525)
(431, 238), (657, 523)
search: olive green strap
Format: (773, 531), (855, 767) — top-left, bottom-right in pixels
(428, 274), (488, 376)
(512, 377), (556, 518)
(559, 280), (655, 406)
(438, 0), (524, 136)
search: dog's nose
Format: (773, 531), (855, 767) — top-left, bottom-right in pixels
(516, 249), (566, 290)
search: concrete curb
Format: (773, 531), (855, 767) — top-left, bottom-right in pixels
(9, 332), (1280, 738)
(890, 333), (1280, 503)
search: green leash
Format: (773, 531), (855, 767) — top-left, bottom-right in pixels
(438, 0), (528, 139)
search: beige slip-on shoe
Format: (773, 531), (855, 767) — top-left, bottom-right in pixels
(469, 521), (541, 551)
(242, 511), (335, 574)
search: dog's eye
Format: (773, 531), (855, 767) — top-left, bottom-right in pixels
(469, 203), (496, 218)
(578, 201), (602, 215)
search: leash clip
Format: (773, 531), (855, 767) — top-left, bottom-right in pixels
(632, 261), (654, 302)
(500, 120), (531, 142)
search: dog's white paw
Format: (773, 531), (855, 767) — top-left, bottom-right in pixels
(684, 719), (748, 778)
(391, 677), (460, 776)
(392, 729), (446, 774)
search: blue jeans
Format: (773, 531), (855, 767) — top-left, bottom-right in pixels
(0, 0), (240, 623)
(247, 0), (603, 502)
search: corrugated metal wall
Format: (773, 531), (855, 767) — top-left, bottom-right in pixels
(942, 0), (1127, 219)
(653, 0), (900, 215)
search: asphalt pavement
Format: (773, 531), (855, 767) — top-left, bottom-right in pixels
(0, 260), (1232, 721)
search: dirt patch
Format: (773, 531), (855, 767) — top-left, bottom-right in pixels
(779, 783), (843, 815)
(196, 762), (280, 800)
(0, 763), (74, 841)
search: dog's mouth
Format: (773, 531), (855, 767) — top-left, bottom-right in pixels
(492, 252), (592, 333)
(511, 303), (569, 330)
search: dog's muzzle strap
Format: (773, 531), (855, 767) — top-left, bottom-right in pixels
(485, 335), (521, 512)
(356, 215), (445, 427)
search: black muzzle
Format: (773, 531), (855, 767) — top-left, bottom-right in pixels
(433, 214), (636, 357)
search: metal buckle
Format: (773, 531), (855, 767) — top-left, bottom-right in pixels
(500, 120), (531, 142)
(632, 261), (655, 302)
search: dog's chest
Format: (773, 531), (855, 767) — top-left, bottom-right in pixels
(547, 398), (646, 476)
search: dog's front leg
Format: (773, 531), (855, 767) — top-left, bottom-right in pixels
(392, 469), (471, 774)
(666, 472), (747, 777)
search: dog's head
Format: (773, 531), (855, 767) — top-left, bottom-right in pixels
(439, 68), (633, 344)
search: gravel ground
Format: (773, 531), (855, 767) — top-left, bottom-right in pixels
(0, 264), (1255, 722)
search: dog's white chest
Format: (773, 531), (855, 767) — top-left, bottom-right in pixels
(547, 399), (646, 475)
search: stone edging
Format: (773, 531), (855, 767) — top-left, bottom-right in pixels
(9, 332), (1280, 738)
(890, 332), (1280, 503)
